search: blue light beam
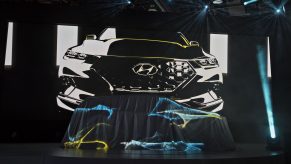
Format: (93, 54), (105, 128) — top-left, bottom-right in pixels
(257, 46), (276, 139)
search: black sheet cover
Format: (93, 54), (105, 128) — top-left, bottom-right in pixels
(62, 95), (235, 152)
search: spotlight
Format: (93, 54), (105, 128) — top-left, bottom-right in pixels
(127, 0), (131, 4)
(275, 6), (286, 14)
(243, 0), (258, 6)
(204, 5), (208, 9)
(212, 0), (223, 5)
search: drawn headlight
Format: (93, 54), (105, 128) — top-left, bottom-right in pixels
(65, 50), (87, 60)
(208, 58), (218, 65)
(194, 57), (218, 67)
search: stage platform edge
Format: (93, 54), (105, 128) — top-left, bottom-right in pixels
(0, 143), (285, 164)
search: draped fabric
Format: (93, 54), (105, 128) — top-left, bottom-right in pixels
(62, 95), (235, 152)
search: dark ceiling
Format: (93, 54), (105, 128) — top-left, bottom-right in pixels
(0, 0), (290, 17)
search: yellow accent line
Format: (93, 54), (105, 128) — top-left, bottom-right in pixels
(172, 113), (222, 128)
(106, 38), (199, 48)
(207, 114), (222, 119)
(103, 54), (192, 60)
(97, 37), (200, 59)
(177, 32), (190, 46)
(185, 114), (222, 119)
(64, 124), (109, 151)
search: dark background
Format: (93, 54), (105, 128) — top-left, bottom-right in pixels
(0, 5), (291, 160)
(0, 22), (269, 144)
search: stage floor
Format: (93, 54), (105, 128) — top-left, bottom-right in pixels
(0, 143), (285, 164)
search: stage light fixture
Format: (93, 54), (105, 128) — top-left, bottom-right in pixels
(275, 5), (286, 14)
(243, 0), (258, 6)
(212, 0), (223, 5)
(127, 0), (131, 4)
(204, 5), (209, 9)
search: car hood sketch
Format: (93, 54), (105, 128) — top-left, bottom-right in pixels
(57, 28), (224, 112)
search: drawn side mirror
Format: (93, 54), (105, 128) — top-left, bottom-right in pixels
(189, 41), (199, 46)
(86, 34), (97, 40)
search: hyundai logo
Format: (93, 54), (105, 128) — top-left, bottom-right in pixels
(132, 63), (158, 76)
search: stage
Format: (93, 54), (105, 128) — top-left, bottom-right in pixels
(0, 143), (284, 164)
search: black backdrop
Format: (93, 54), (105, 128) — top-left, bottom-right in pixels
(0, 4), (291, 159)
(0, 22), (269, 144)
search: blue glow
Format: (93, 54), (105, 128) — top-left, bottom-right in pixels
(68, 128), (84, 141)
(67, 123), (85, 142)
(257, 46), (276, 139)
(204, 5), (208, 9)
(127, 0), (131, 4)
(68, 123), (110, 142)
(76, 105), (115, 119)
(243, 0), (258, 6)
(123, 140), (204, 152)
(148, 98), (221, 126)
(275, 6), (286, 14)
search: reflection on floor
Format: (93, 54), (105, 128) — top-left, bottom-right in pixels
(0, 143), (285, 164)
